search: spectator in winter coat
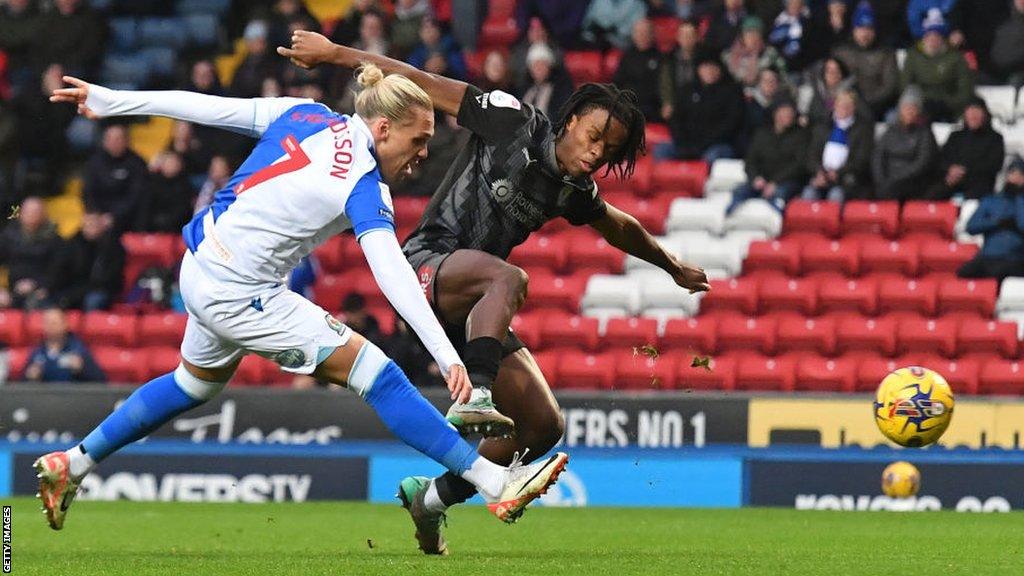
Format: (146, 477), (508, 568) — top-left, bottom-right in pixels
(83, 124), (146, 234)
(663, 51), (746, 163)
(727, 99), (809, 214)
(33, 0), (104, 78)
(991, 0), (1024, 84)
(0, 197), (62, 310)
(821, 0), (852, 49)
(23, 308), (105, 383)
(509, 17), (564, 89)
(51, 210), (125, 311)
(900, 13), (975, 121)
(743, 66), (793, 145)
(581, 0), (648, 50)
(803, 90), (874, 202)
(135, 151), (197, 234)
(659, 19), (702, 121)
(958, 156), (1024, 281)
(800, 57), (868, 128)
(769, 0), (820, 73)
(520, 44), (574, 119)
(612, 18), (664, 121)
(407, 17), (467, 81)
(230, 20), (283, 98)
(723, 16), (786, 88)
(871, 87), (939, 201)
(390, 0), (432, 59)
(833, 2), (900, 119)
(704, 0), (747, 53)
(932, 97), (1005, 200)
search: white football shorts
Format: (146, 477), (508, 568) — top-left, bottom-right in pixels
(178, 251), (353, 374)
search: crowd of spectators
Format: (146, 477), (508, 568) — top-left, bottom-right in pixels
(2, 0), (1024, 385)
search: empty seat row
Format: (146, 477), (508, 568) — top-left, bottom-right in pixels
(745, 235), (979, 277)
(0, 310), (186, 348)
(530, 349), (1022, 395)
(595, 158), (708, 198)
(783, 200), (959, 239)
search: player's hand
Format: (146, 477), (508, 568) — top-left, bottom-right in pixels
(445, 364), (472, 403)
(669, 256), (710, 294)
(277, 30), (336, 70)
(49, 76), (100, 119)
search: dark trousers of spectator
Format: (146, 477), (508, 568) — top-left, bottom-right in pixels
(727, 180), (802, 215)
(957, 256), (1024, 282)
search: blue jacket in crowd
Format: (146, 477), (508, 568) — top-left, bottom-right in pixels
(23, 334), (106, 383)
(966, 185), (1024, 260)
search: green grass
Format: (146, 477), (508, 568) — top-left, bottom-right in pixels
(3, 497), (1023, 575)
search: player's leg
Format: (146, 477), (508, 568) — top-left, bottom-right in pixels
(425, 249), (530, 434)
(401, 347), (565, 553)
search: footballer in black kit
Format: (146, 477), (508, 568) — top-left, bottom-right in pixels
(281, 30), (711, 555)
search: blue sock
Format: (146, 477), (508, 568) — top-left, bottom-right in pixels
(364, 361), (478, 475)
(81, 371), (205, 461)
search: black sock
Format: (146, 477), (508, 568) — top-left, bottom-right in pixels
(463, 336), (503, 388)
(434, 471), (478, 506)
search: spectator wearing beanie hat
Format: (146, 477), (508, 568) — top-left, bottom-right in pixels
(901, 10), (975, 121)
(871, 86), (939, 200)
(833, 1), (900, 119)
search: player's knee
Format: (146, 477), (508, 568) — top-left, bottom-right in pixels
(525, 408), (565, 455)
(174, 364), (227, 402)
(496, 264), (529, 307)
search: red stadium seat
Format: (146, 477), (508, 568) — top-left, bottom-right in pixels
(233, 354), (275, 386)
(555, 351), (616, 389)
(509, 312), (543, 350)
(595, 155), (652, 195)
(26, 310), (81, 343)
(531, 348), (560, 383)
(392, 196), (430, 229)
(602, 49), (623, 80)
(563, 51), (605, 84)
(817, 274), (878, 315)
(776, 315), (837, 355)
(522, 272), (586, 312)
(718, 315), (777, 355)
(918, 240), (978, 275)
(784, 200), (841, 238)
(836, 315), (898, 356)
(915, 355), (980, 394)
(563, 231), (625, 274)
(81, 312), (139, 348)
(137, 312), (187, 347)
(602, 317), (659, 351)
(143, 346), (182, 380)
(122, 233), (178, 268)
(644, 123), (672, 147)
(615, 352), (677, 390)
(854, 355), (902, 391)
(901, 201), (958, 239)
(0, 309), (25, 347)
(93, 347), (148, 383)
(759, 276), (818, 315)
(508, 235), (568, 273)
(650, 160), (707, 197)
(978, 360), (1024, 395)
(488, 0), (516, 19)
(311, 235), (346, 273)
(678, 354), (736, 390)
(652, 16), (681, 52)
(877, 276), (937, 316)
(700, 277), (760, 316)
(842, 200), (900, 237)
(744, 240), (800, 276)
(957, 318), (1019, 359)
(539, 312), (600, 351)
(858, 238), (919, 276)
(7, 347), (30, 379)
(801, 238), (859, 276)
(732, 354), (795, 391)
(896, 316), (958, 358)
(937, 278), (997, 316)
(600, 193), (670, 235)
(794, 355), (857, 392)
(479, 17), (519, 48)
(662, 316), (717, 355)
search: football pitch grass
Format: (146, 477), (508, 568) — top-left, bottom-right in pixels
(3, 497), (1023, 575)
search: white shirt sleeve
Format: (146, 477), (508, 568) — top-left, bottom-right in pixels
(84, 83), (312, 137)
(358, 229), (463, 375)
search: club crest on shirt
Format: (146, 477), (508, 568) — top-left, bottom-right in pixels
(274, 348), (306, 369)
(491, 177), (514, 201)
(487, 90), (521, 110)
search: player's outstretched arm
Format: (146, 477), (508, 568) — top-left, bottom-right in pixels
(590, 203), (711, 294)
(358, 229), (471, 402)
(278, 30), (468, 117)
(50, 76), (307, 137)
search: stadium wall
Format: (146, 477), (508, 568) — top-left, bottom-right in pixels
(2, 386), (1023, 511)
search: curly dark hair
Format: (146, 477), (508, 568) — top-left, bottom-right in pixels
(554, 83), (647, 180)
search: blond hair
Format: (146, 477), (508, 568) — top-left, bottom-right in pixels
(353, 62), (432, 122)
